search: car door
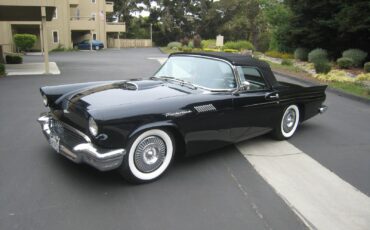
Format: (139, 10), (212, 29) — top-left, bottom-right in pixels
(231, 66), (280, 142)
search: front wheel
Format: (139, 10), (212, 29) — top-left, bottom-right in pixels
(272, 104), (300, 140)
(119, 129), (175, 183)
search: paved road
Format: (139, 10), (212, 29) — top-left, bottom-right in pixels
(0, 48), (369, 230)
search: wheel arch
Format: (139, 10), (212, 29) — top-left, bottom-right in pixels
(128, 121), (186, 156)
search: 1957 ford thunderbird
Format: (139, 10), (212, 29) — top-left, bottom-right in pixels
(38, 52), (327, 183)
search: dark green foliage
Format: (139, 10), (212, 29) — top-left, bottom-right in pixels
(285, 0), (370, 57)
(337, 57), (353, 69)
(0, 63), (5, 76)
(281, 59), (293, 66)
(364, 62), (370, 73)
(308, 48), (328, 63)
(314, 60), (331, 74)
(294, 48), (309, 61)
(342, 49), (367, 67)
(6, 55), (23, 64)
(13, 34), (37, 52)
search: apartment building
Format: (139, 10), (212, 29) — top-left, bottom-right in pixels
(0, 0), (125, 52)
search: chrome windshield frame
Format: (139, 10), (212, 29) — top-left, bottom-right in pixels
(153, 54), (242, 93)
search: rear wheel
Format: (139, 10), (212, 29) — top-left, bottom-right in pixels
(272, 104), (300, 140)
(119, 129), (175, 183)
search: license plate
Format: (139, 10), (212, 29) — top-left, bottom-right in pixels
(49, 135), (60, 153)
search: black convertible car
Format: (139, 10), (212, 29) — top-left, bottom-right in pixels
(38, 52), (327, 183)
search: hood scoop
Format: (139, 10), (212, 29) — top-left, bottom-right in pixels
(122, 80), (163, 91)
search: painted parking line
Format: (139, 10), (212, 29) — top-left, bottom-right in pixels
(237, 138), (370, 230)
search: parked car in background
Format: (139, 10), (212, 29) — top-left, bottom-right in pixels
(74, 40), (104, 50)
(37, 52), (327, 183)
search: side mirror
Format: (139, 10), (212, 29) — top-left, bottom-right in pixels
(240, 81), (251, 91)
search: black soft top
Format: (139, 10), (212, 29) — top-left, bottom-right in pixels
(170, 52), (279, 88)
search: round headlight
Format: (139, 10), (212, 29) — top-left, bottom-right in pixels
(89, 117), (98, 136)
(42, 95), (48, 106)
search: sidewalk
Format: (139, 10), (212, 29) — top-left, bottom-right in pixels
(5, 62), (60, 75)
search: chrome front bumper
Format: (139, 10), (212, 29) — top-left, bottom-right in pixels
(37, 113), (126, 171)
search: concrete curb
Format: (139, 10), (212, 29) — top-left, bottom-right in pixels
(274, 71), (370, 105)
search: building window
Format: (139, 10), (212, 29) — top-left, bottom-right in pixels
(52, 31), (59, 43)
(91, 13), (96, 21)
(53, 8), (57, 20)
(93, 33), (97, 40)
(92, 0), (96, 3)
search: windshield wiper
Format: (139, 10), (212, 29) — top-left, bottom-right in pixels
(151, 76), (197, 90)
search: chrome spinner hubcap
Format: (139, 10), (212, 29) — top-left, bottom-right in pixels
(134, 136), (166, 173)
(283, 109), (296, 133)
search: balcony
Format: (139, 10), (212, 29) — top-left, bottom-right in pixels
(105, 1), (114, 13)
(106, 22), (125, 32)
(70, 17), (95, 30)
(69, 0), (79, 5)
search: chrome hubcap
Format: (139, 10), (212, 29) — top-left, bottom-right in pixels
(134, 136), (166, 173)
(283, 109), (296, 133)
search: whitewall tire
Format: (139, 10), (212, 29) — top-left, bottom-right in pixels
(273, 104), (300, 140)
(119, 129), (175, 183)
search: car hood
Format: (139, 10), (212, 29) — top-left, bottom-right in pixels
(65, 80), (194, 111)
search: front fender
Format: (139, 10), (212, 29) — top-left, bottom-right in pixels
(128, 120), (181, 140)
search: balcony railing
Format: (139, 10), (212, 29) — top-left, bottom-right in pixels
(106, 22), (125, 32)
(70, 17), (96, 30)
(69, 0), (79, 5)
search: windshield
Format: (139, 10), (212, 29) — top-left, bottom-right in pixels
(153, 56), (236, 90)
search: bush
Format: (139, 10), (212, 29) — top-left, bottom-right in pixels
(223, 49), (238, 53)
(364, 62), (370, 73)
(337, 57), (353, 69)
(294, 48), (309, 61)
(314, 60), (331, 74)
(281, 59), (293, 66)
(13, 34), (37, 52)
(6, 55), (23, 64)
(193, 34), (202, 48)
(203, 48), (219, 52)
(182, 47), (193, 52)
(0, 63), (5, 76)
(201, 40), (216, 49)
(356, 73), (370, 81)
(167, 42), (182, 50)
(308, 48), (328, 63)
(180, 37), (189, 46)
(316, 70), (355, 83)
(342, 49), (367, 67)
(265, 51), (294, 59)
(224, 40), (254, 51)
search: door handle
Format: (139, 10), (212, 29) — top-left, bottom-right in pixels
(265, 93), (279, 100)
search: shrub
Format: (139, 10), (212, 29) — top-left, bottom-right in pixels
(167, 42), (182, 50)
(294, 48), (309, 61)
(356, 73), (370, 81)
(308, 48), (328, 63)
(6, 54), (23, 64)
(201, 39), (216, 49)
(203, 48), (219, 52)
(13, 34), (37, 52)
(314, 60), (331, 74)
(281, 59), (293, 66)
(316, 70), (355, 83)
(0, 63), (5, 76)
(337, 57), (353, 69)
(265, 51), (294, 59)
(224, 40), (254, 51)
(342, 49), (367, 67)
(187, 41), (194, 49)
(223, 48), (238, 53)
(364, 62), (370, 73)
(193, 34), (202, 48)
(182, 47), (193, 52)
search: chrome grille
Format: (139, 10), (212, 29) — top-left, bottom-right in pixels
(49, 118), (87, 148)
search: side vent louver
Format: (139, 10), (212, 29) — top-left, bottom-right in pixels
(194, 104), (216, 113)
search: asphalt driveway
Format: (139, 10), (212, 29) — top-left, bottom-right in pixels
(0, 48), (369, 230)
